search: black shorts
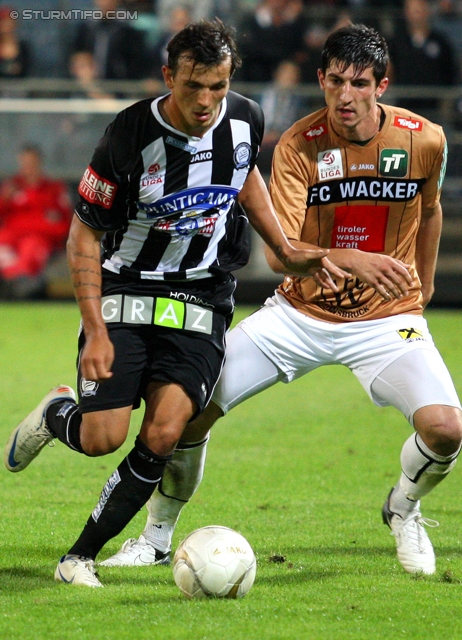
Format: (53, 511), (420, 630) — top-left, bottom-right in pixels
(77, 270), (235, 416)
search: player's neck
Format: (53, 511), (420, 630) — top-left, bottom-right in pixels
(333, 105), (384, 143)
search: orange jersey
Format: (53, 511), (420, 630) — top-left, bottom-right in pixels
(269, 104), (447, 322)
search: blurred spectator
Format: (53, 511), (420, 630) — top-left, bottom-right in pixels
(0, 6), (29, 78)
(299, 12), (353, 83)
(299, 23), (329, 83)
(388, 0), (459, 119)
(72, 0), (148, 80)
(258, 60), (307, 173)
(155, 0), (235, 29)
(69, 51), (115, 99)
(237, 0), (309, 82)
(149, 5), (191, 79)
(0, 145), (72, 299)
(434, 0), (462, 70)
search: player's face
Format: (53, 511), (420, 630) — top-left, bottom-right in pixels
(318, 63), (388, 141)
(162, 56), (232, 138)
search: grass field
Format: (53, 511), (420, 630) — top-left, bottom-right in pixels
(1, 302), (462, 640)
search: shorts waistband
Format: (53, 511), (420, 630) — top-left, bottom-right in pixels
(101, 294), (214, 335)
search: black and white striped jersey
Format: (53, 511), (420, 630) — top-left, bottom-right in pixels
(75, 91), (264, 282)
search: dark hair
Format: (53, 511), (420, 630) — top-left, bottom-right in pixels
(321, 24), (389, 84)
(166, 19), (242, 77)
(19, 143), (42, 157)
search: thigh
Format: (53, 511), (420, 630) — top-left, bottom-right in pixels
(212, 326), (283, 414)
(237, 296), (328, 383)
(80, 405), (133, 455)
(145, 313), (229, 416)
(77, 324), (149, 413)
(371, 348), (461, 425)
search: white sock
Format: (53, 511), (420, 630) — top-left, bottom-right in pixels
(142, 437), (209, 550)
(390, 433), (459, 518)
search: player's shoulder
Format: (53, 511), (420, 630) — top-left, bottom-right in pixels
(226, 90), (263, 120)
(278, 107), (329, 150)
(115, 97), (154, 120)
(382, 104), (445, 144)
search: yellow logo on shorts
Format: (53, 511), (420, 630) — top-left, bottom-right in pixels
(397, 328), (424, 340)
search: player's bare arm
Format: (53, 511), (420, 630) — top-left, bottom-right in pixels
(67, 214), (114, 382)
(415, 203), (442, 308)
(266, 238), (413, 301)
(238, 167), (346, 280)
(263, 239), (349, 290)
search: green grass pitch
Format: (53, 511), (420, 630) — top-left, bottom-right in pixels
(1, 302), (462, 639)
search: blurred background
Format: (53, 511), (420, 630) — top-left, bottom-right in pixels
(0, 0), (460, 305)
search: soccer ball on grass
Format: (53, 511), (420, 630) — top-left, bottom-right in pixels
(173, 525), (257, 599)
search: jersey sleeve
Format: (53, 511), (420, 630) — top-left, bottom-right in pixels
(246, 97), (265, 172)
(420, 127), (447, 210)
(269, 140), (311, 240)
(75, 106), (138, 231)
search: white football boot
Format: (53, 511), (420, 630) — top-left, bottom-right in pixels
(4, 385), (76, 472)
(55, 555), (103, 587)
(382, 489), (438, 575)
(99, 533), (171, 567)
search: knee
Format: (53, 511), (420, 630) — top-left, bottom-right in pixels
(414, 406), (462, 456)
(80, 425), (127, 457)
(81, 435), (124, 457)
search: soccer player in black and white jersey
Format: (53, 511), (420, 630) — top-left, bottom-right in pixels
(4, 20), (350, 587)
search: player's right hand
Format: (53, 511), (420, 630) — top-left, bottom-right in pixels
(80, 330), (114, 382)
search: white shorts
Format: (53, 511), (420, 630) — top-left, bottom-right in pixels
(212, 293), (461, 425)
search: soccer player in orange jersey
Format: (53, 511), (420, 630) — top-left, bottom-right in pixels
(89, 25), (462, 576)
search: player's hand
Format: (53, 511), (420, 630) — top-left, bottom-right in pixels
(279, 247), (348, 277)
(79, 330), (114, 382)
(311, 256), (351, 291)
(343, 251), (414, 300)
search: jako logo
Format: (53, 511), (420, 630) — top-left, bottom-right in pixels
(393, 116), (423, 131)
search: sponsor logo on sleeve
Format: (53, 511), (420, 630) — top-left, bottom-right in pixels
(233, 142), (251, 169)
(393, 116), (423, 131)
(78, 166), (118, 209)
(302, 123), (327, 141)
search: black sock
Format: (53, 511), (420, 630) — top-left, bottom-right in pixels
(46, 400), (85, 454)
(68, 437), (172, 559)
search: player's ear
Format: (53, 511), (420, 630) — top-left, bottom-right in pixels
(376, 76), (389, 99)
(317, 68), (325, 89)
(162, 65), (174, 88)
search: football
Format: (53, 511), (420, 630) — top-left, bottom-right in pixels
(172, 525), (257, 599)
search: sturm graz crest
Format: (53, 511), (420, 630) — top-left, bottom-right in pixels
(233, 142), (251, 169)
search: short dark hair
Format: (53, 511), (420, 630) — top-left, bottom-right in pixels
(166, 19), (242, 77)
(19, 143), (42, 158)
(321, 24), (389, 84)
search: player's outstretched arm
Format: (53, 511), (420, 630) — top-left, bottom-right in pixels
(67, 214), (114, 382)
(238, 167), (347, 283)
